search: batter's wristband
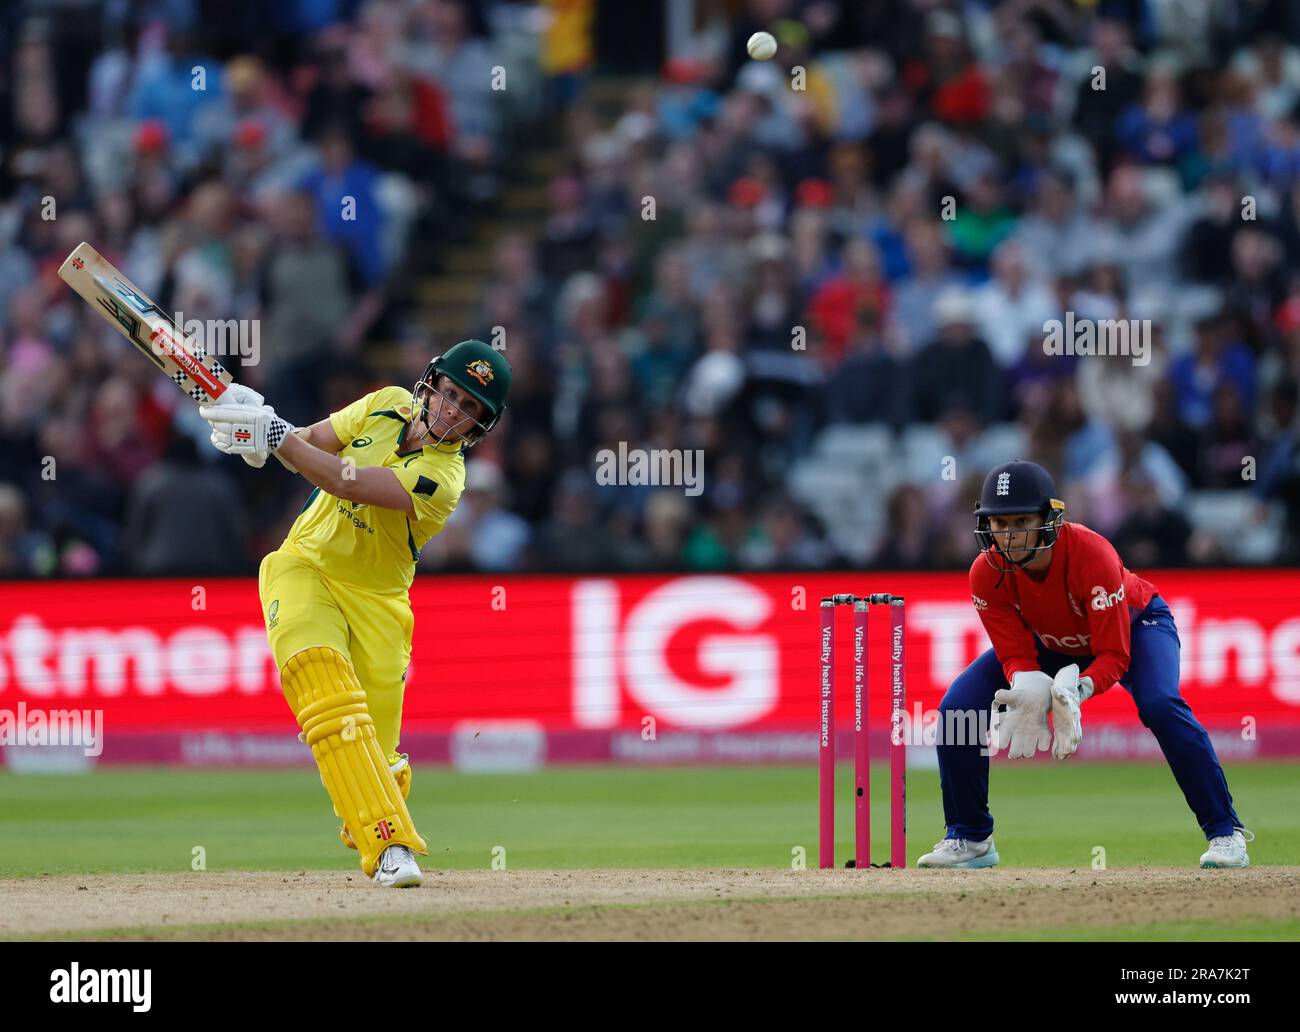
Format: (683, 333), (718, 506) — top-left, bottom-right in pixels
(268, 415), (294, 452)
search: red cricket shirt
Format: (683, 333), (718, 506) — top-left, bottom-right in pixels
(968, 521), (1158, 695)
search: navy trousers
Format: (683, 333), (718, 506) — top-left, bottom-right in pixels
(937, 595), (1241, 840)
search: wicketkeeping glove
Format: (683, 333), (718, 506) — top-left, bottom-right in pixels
(1049, 663), (1092, 760)
(989, 670), (1053, 759)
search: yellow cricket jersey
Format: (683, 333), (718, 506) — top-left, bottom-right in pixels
(279, 386), (465, 594)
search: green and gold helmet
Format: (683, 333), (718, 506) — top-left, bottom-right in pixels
(415, 339), (512, 447)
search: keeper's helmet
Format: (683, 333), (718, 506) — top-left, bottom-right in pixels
(413, 339), (512, 447)
(973, 460), (1065, 573)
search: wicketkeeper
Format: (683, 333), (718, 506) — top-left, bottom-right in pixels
(918, 460), (1252, 870)
(200, 339), (511, 887)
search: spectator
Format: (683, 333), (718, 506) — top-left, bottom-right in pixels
(806, 238), (890, 365)
(1257, 381), (1300, 560)
(636, 489), (690, 569)
(740, 499), (834, 569)
(86, 377), (165, 488)
(1170, 314), (1257, 430)
(432, 459), (530, 571)
(124, 434), (246, 574)
(893, 219), (965, 352)
(0, 485), (52, 576)
(1083, 427), (1190, 535)
(362, 67), (454, 186)
(912, 289), (1003, 423)
(299, 126), (386, 287)
(1232, 35), (1300, 121)
(1148, 376), (1202, 485)
(127, 30), (223, 159)
(682, 315), (746, 420)
(798, 177), (846, 262)
(998, 18), (1057, 118)
(194, 56), (294, 166)
(1070, 19), (1145, 175)
(874, 482), (941, 569)
(302, 39), (371, 143)
(28, 416), (124, 574)
(533, 470), (619, 570)
(1012, 172), (1094, 280)
(0, 235), (36, 321)
(932, 404), (1024, 504)
(947, 171), (1016, 271)
(743, 232), (802, 351)
(1113, 471), (1197, 568)
(1197, 382), (1258, 488)
(1075, 302), (1168, 433)
(864, 89), (917, 188)
(1225, 227), (1287, 347)
(257, 190), (357, 423)
(1089, 165), (1190, 295)
(914, 10), (991, 128)
(1115, 71), (1200, 172)
(631, 247), (699, 405)
(972, 240), (1058, 367)
(401, 0), (500, 202)
(825, 310), (909, 428)
(1183, 176), (1246, 283)
(1008, 328), (1077, 416)
(539, 174), (598, 286)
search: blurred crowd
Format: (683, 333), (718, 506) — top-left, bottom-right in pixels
(4, 0), (1300, 577)
(439, 0), (1300, 573)
(0, 0), (533, 575)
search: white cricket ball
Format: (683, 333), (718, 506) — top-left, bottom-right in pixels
(747, 31), (777, 61)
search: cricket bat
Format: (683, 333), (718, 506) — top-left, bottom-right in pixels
(58, 241), (302, 469)
(58, 241), (234, 404)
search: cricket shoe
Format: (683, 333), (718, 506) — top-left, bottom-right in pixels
(372, 844), (423, 888)
(1199, 828), (1253, 869)
(916, 837), (999, 869)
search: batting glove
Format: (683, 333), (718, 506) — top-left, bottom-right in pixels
(221, 382), (265, 408)
(207, 383), (269, 466)
(200, 402), (295, 456)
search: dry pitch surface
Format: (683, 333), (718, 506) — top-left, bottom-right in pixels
(4, 867), (1298, 941)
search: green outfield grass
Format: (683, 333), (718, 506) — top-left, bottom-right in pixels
(0, 762), (1295, 877)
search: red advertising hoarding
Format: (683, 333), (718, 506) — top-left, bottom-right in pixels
(1, 570), (1297, 766)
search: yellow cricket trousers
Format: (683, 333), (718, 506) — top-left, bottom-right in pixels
(258, 548), (413, 763)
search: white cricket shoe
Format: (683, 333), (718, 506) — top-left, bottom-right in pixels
(916, 837), (1000, 869)
(1199, 829), (1253, 869)
(372, 844), (423, 887)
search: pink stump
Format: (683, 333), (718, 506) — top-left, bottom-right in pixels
(819, 601), (836, 868)
(853, 599), (869, 869)
(890, 599), (907, 868)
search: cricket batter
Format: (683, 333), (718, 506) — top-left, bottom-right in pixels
(199, 339), (511, 887)
(918, 460), (1252, 869)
